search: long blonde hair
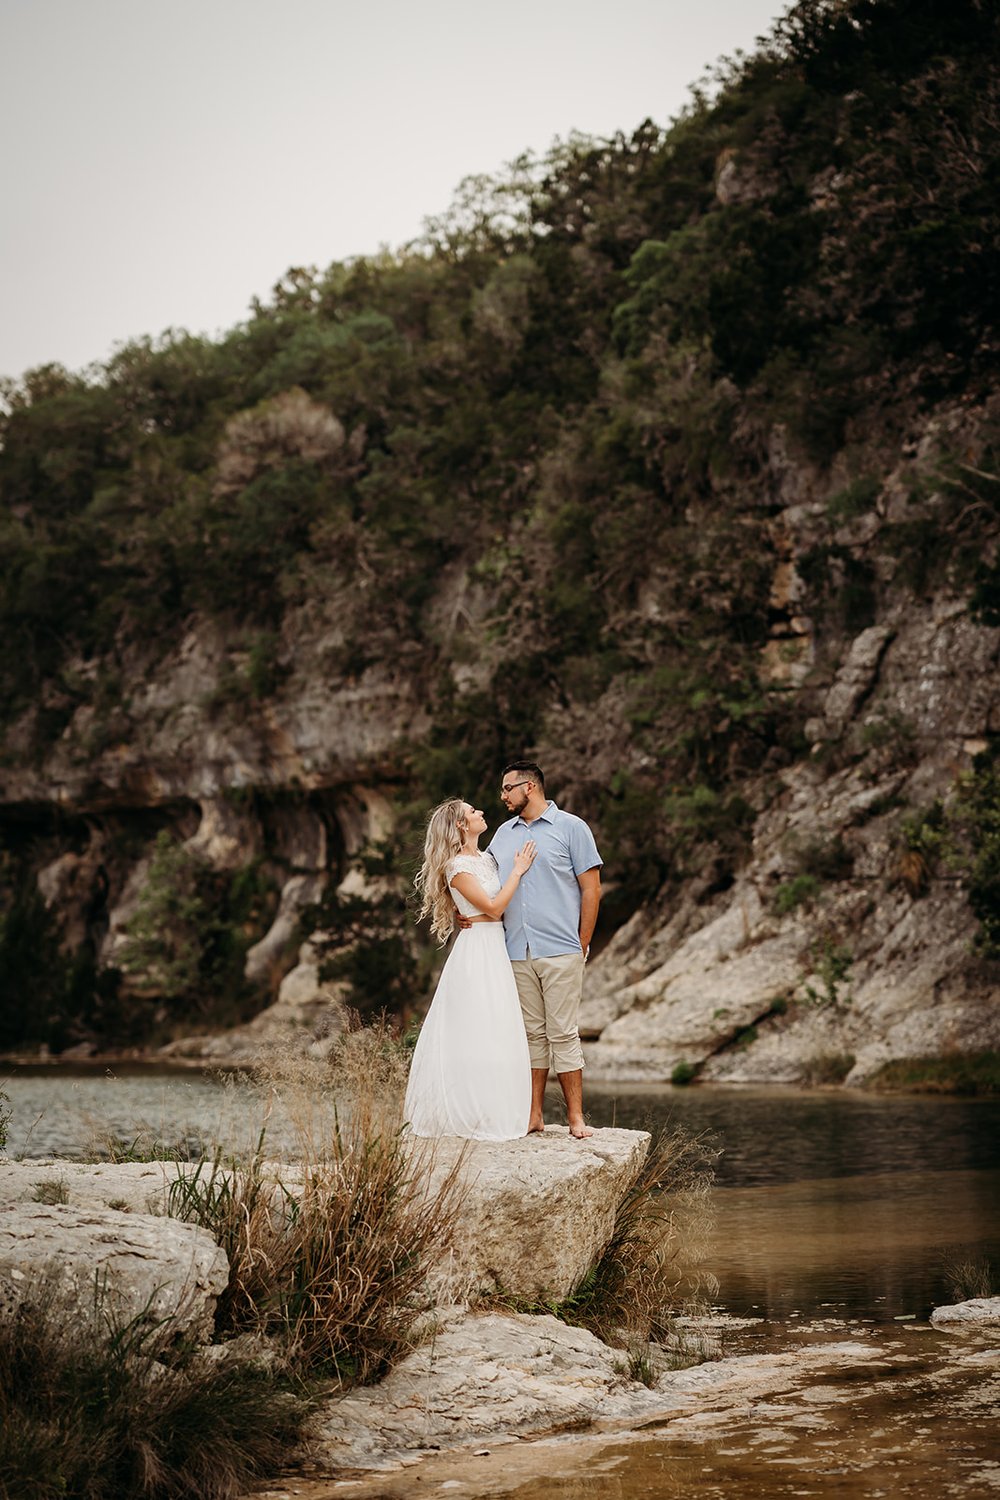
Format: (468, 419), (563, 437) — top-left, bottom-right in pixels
(414, 797), (470, 943)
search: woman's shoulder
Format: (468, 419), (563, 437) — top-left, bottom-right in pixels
(446, 851), (493, 880)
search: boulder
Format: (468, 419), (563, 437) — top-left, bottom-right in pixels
(0, 1202), (229, 1342)
(930, 1297), (1000, 1333)
(414, 1126), (649, 1303)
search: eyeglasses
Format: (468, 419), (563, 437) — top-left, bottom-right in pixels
(501, 780), (530, 795)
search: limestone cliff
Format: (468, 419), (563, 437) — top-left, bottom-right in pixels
(2, 0), (998, 1081)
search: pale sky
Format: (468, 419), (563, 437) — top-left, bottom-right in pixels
(0, 0), (787, 381)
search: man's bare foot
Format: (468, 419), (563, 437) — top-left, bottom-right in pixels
(527, 1115), (546, 1134)
(568, 1120), (594, 1138)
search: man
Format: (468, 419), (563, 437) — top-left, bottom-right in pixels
(487, 761), (602, 1139)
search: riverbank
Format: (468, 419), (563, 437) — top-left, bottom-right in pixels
(3, 1079), (999, 1498)
(253, 1313), (1000, 1500)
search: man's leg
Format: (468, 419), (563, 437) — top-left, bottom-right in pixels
(557, 1067), (592, 1139)
(535, 954), (592, 1137)
(529, 1068), (549, 1133)
(512, 956), (549, 1133)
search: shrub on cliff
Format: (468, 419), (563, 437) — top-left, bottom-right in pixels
(118, 832), (277, 1033)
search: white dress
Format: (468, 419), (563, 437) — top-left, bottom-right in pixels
(404, 851), (531, 1141)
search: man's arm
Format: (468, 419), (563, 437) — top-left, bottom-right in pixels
(577, 866), (601, 956)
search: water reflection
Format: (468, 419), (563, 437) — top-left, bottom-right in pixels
(585, 1082), (1000, 1185)
(584, 1084), (1000, 1321)
(709, 1167), (1000, 1321)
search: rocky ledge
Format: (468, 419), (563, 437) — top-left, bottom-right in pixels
(0, 1126), (648, 1310)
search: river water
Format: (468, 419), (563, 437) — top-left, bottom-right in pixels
(4, 1066), (999, 1497)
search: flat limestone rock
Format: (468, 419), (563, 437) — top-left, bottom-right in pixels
(0, 1132), (648, 1325)
(312, 1311), (634, 1465)
(0, 1202), (229, 1343)
(311, 1311), (885, 1472)
(0, 1159), (189, 1215)
(930, 1297), (1000, 1332)
(412, 1126), (650, 1303)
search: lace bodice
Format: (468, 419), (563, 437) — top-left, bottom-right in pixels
(446, 851), (501, 917)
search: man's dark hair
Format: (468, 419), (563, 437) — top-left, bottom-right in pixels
(502, 760), (545, 790)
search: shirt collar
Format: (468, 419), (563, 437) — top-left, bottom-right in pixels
(514, 799), (557, 828)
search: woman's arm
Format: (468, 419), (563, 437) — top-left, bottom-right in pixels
(450, 841), (536, 919)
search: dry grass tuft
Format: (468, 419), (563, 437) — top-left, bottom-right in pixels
(0, 1274), (310, 1500)
(169, 1020), (465, 1385)
(943, 1254), (996, 1302)
(556, 1126), (720, 1349)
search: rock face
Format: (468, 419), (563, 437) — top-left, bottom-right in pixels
(3, 407), (999, 1085)
(581, 588), (1000, 1085)
(415, 1127), (650, 1303)
(0, 1201), (228, 1342)
(930, 1297), (1000, 1332)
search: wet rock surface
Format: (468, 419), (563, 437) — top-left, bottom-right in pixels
(930, 1295), (1000, 1332)
(259, 1320), (1000, 1498)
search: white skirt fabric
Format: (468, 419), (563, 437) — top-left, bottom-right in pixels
(404, 922), (530, 1141)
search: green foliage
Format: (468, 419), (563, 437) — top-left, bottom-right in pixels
(860, 710), (918, 766)
(120, 833), (276, 1025)
(800, 937), (853, 1010)
(0, 869), (124, 1052)
(303, 887), (419, 1019)
(801, 1051), (856, 1085)
(774, 873), (822, 913)
(948, 744), (1000, 956)
(897, 745), (1000, 951)
(671, 1061), (701, 1087)
(827, 473), (882, 520)
(0, 1089), (9, 1154)
(867, 1051), (1000, 1096)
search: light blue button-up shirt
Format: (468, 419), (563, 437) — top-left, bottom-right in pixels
(487, 800), (602, 960)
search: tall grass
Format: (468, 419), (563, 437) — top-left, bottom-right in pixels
(553, 1126), (719, 1349)
(0, 1275), (310, 1500)
(168, 1024), (466, 1385)
(943, 1255), (996, 1302)
(481, 1123), (719, 1375)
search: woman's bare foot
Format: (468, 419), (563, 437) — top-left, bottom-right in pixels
(527, 1115), (546, 1134)
(568, 1119), (594, 1138)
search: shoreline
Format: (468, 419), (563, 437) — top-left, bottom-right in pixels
(2, 1049), (998, 1097)
(246, 1311), (1000, 1499)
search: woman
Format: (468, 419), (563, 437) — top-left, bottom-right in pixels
(405, 797), (536, 1140)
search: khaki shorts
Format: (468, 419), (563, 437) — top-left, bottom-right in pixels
(510, 950), (586, 1074)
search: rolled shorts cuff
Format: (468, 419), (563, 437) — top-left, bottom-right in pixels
(512, 951), (586, 1075)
